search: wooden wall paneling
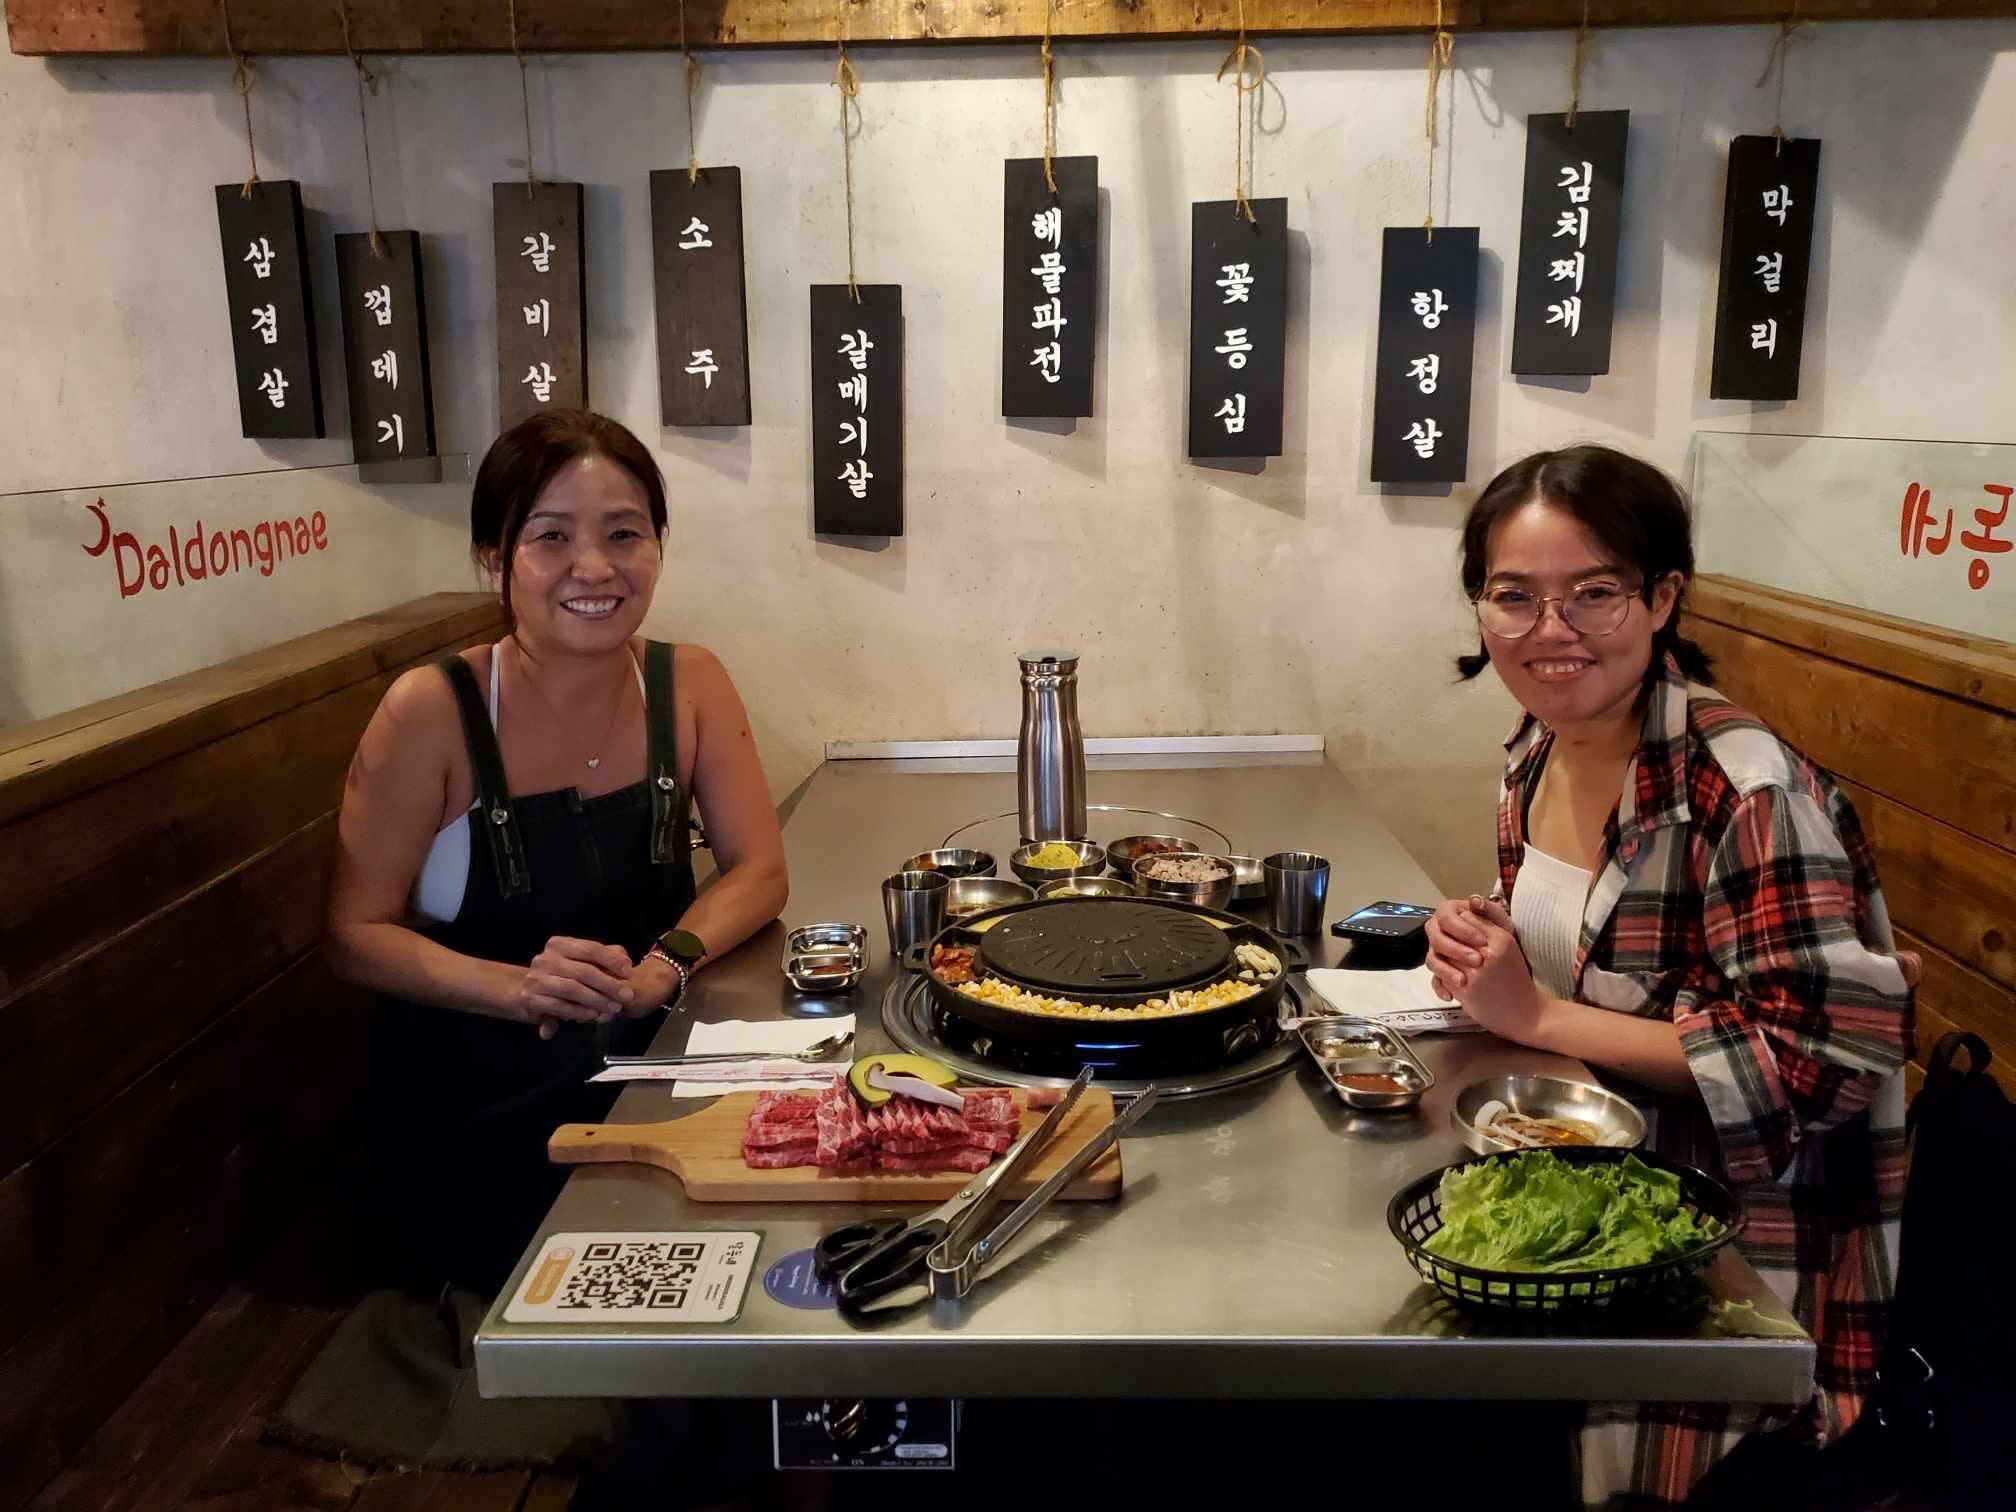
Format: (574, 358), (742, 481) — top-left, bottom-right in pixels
(1896, 925), (2016, 1087)
(0, 592), (502, 823)
(1839, 779), (2016, 994)
(1691, 575), (2016, 716)
(0, 815), (336, 1174)
(1687, 617), (2016, 850)
(10, 1), (2016, 55)
(0, 1145), (250, 1510)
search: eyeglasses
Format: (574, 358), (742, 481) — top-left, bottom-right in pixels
(1473, 581), (1638, 640)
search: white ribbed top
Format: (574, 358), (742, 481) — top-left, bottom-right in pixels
(1511, 842), (1594, 999)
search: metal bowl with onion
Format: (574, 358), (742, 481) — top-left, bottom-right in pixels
(1133, 851), (1238, 912)
(1452, 1074), (1648, 1155)
(943, 875), (1036, 919)
(1036, 874), (1137, 900)
(898, 847), (997, 879)
(1008, 839), (1109, 885)
(1104, 833), (1203, 880)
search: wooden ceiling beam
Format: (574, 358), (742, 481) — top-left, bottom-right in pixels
(8, 1), (2015, 58)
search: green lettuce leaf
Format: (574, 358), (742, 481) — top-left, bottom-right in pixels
(1421, 1153), (1724, 1273)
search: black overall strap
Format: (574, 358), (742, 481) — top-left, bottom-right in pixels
(644, 640), (690, 865)
(438, 653), (531, 898)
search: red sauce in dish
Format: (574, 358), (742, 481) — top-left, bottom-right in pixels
(1336, 1072), (1414, 1095)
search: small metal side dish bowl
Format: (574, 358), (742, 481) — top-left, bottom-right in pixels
(899, 847), (997, 879)
(944, 875), (1037, 918)
(1452, 1074), (1648, 1155)
(1225, 854), (1267, 903)
(1325, 1057), (1430, 1112)
(1132, 851), (1237, 913)
(1104, 834), (1203, 879)
(782, 922), (867, 994)
(1036, 874), (1138, 900)
(1008, 839), (1109, 885)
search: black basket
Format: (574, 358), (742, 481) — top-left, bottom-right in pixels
(1386, 1146), (1746, 1314)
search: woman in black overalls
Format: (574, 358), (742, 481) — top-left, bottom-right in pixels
(327, 410), (789, 1297)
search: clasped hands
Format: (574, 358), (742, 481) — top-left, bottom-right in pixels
(1424, 894), (1548, 1044)
(508, 935), (679, 1040)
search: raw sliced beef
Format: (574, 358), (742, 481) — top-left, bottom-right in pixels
(740, 1139), (817, 1169)
(966, 1128), (1019, 1153)
(875, 1146), (994, 1173)
(745, 1119), (824, 1149)
(1023, 1087), (1065, 1111)
(750, 1090), (818, 1126)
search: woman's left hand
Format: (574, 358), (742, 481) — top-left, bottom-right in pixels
(1445, 895), (1547, 1046)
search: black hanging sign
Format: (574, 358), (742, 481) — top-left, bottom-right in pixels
(651, 167), (752, 428)
(1510, 111), (1630, 376)
(335, 231), (437, 466)
(494, 182), (587, 428)
(1370, 226), (1479, 485)
(214, 182), (324, 439)
(1710, 135), (1821, 401)
(1187, 199), (1288, 459)
(810, 285), (904, 537)
(1001, 155), (1098, 419)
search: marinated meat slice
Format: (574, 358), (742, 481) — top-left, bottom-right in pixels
(874, 1146), (994, 1173)
(1023, 1087), (1065, 1110)
(741, 1139), (817, 1169)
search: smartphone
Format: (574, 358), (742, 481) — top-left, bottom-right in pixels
(1330, 900), (1436, 943)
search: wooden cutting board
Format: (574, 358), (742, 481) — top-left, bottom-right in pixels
(549, 1087), (1124, 1202)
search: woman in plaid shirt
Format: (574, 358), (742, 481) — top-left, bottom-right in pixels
(1423, 446), (1916, 1509)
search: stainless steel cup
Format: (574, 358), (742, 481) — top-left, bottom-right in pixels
(1263, 850), (1331, 936)
(882, 870), (950, 959)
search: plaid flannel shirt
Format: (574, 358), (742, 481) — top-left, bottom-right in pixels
(1495, 658), (1913, 1509)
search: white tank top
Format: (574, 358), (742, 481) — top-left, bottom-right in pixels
(1511, 842), (1594, 999)
(409, 644), (648, 925)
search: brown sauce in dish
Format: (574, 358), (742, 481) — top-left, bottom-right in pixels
(1336, 1072), (1414, 1095)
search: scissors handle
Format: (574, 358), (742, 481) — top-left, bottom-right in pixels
(834, 1220), (947, 1312)
(813, 1219), (902, 1281)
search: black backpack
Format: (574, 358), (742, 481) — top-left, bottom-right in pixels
(1691, 1032), (2016, 1510)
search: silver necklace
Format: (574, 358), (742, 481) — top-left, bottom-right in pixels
(512, 645), (630, 770)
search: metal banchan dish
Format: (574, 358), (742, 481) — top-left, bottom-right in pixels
(1386, 1146), (1746, 1314)
(918, 896), (1294, 1067)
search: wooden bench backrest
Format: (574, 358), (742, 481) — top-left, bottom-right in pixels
(1686, 575), (2016, 1100)
(0, 592), (504, 1511)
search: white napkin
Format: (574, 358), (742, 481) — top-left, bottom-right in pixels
(612, 1014), (856, 1098)
(1302, 965), (1484, 1034)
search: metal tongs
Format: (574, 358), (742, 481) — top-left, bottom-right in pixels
(923, 1073), (1161, 1302)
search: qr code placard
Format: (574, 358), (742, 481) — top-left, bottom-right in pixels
(505, 1232), (761, 1325)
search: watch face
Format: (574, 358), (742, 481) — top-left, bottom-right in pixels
(660, 927), (707, 964)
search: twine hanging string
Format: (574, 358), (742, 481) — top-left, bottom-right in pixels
(1040, 1), (1057, 193)
(1566, 0), (1591, 129)
(1423, 0), (1454, 239)
(216, 0), (260, 197)
(835, 41), (861, 303)
(1214, 2), (1266, 225)
(508, 0), (537, 195)
(680, 0), (702, 183)
(336, 5), (389, 257)
(1756, 3), (1810, 155)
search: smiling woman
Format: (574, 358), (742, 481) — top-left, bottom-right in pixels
(323, 409), (789, 1295)
(1423, 446), (1917, 1510)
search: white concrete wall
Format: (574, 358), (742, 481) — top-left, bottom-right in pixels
(3, 22), (2012, 886)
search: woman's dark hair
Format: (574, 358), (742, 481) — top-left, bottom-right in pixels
(1454, 444), (1713, 687)
(471, 410), (668, 621)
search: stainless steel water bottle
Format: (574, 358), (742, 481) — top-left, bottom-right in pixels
(1016, 651), (1086, 843)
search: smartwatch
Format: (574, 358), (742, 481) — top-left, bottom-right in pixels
(647, 927), (707, 1011)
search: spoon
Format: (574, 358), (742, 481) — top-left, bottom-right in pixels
(604, 1030), (855, 1068)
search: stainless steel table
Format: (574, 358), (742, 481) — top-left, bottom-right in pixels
(477, 757), (1813, 1405)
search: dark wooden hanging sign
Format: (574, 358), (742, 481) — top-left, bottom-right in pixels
(1510, 110), (1630, 376)
(1710, 135), (1821, 401)
(335, 230), (437, 468)
(494, 181), (587, 428)
(1001, 155), (1098, 419)
(214, 181), (324, 439)
(1370, 226), (1479, 485)
(810, 284), (904, 537)
(1187, 198), (1288, 460)
(651, 167), (752, 427)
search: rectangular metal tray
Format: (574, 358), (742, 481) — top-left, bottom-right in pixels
(1298, 1016), (1434, 1111)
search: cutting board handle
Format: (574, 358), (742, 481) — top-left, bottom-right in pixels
(549, 1121), (684, 1172)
